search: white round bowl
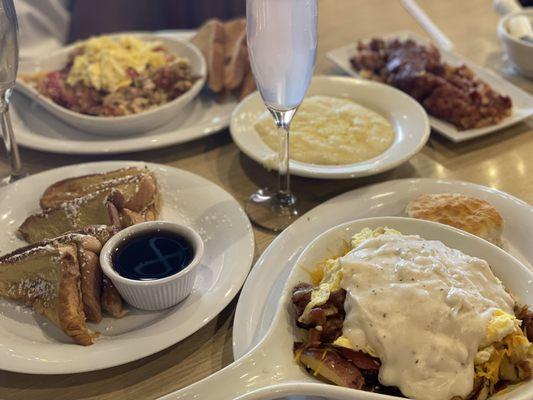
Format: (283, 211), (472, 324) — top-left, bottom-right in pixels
(230, 75), (430, 179)
(100, 221), (204, 310)
(16, 34), (207, 136)
(497, 10), (533, 78)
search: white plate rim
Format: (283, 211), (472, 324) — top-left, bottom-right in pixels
(230, 75), (430, 179)
(0, 160), (255, 374)
(232, 177), (533, 359)
(11, 30), (237, 155)
(326, 30), (533, 143)
(11, 100), (231, 154)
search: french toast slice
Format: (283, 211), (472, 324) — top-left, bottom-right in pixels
(39, 226), (126, 322)
(45, 230), (105, 323)
(69, 225), (127, 320)
(19, 191), (117, 244)
(18, 169), (160, 243)
(0, 242), (96, 345)
(102, 276), (127, 319)
(7, 229), (109, 323)
(40, 167), (150, 209)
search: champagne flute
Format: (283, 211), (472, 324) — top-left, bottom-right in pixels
(246, 0), (317, 232)
(0, 0), (25, 186)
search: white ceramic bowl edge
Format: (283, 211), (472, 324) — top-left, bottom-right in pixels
(16, 34), (207, 136)
(100, 221), (204, 310)
(497, 10), (533, 77)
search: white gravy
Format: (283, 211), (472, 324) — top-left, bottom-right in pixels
(340, 234), (514, 400)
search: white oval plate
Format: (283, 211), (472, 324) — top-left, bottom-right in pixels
(326, 30), (533, 143)
(16, 33), (207, 136)
(10, 31), (238, 155)
(233, 178), (533, 360)
(0, 161), (254, 374)
(161, 217), (533, 400)
(230, 75), (430, 179)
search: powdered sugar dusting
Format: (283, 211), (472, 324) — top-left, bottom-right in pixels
(7, 278), (56, 307)
(0, 244), (56, 264)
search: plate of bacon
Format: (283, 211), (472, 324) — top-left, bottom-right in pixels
(327, 30), (533, 142)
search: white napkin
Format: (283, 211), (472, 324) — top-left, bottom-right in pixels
(15, 0), (70, 60)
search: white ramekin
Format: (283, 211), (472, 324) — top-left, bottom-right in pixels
(100, 221), (204, 310)
(497, 10), (533, 78)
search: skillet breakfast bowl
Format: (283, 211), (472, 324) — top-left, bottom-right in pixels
(16, 33), (206, 136)
(162, 217), (533, 400)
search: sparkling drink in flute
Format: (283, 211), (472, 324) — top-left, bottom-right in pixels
(246, 0), (317, 231)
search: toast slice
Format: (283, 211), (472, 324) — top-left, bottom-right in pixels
(47, 230), (105, 323)
(10, 227), (114, 323)
(6, 226), (125, 324)
(72, 225), (127, 320)
(18, 169), (159, 243)
(0, 242), (96, 345)
(102, 276), (127, 319)
(224, 29), (250, 90)
(40, 167), (145, 209)
(235, 68), (256, 100)
(78, 245), (103, 322)
(19, 191), (117, 244)
(44, 226), (125, 321)
(191, 19), (225, 93)
(73, 225), (127, 319)
(223, 18), (246, 62)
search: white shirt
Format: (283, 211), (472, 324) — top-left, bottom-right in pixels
(15, 0), (70, 60)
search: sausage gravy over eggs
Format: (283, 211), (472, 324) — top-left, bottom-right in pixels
(340, 234), (514, 400)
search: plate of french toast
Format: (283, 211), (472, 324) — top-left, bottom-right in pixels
(0, 161), (254, 374)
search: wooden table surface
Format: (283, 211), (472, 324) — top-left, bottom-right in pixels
(1, 0), (532, 399)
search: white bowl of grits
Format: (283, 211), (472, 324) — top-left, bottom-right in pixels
(230, 75), (430, 179)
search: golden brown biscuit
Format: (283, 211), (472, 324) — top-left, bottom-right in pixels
(406, 193), (503, 246)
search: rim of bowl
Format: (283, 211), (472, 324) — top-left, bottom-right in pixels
(498, 9), (533, 49)
(100, 221), (205, 286)
(17, 36), (207, 122)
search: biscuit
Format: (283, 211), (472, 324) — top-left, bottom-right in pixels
(406, 193), (503, 246)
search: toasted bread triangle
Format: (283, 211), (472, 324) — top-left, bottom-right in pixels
(0, 242), (96, 345)
(191, 19), (225, 93)
(19, 169), (159, 244)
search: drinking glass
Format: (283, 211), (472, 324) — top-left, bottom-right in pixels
(0, 0), (24, 186)
(246, 0), (317, 232)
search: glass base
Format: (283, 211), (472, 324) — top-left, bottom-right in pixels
(1, 170), (27, 186)
(246, 188), (299, 232)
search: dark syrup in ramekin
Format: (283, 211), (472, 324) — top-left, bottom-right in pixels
(113, 230), (194, 281)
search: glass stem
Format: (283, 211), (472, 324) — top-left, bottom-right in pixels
(270, 108), (296, 206)
(277, 121), (290, 197)
(0, 92), (22, 176)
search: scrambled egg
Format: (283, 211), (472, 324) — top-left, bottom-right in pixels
(475, 310), (532, 391)
(67, 36), (168, 92)
(302, 227), (533, 393)
(299, 228), (399, 327)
